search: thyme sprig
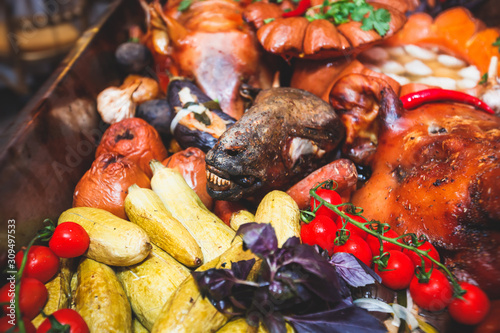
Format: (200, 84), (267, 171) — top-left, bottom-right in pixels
(306, 181), (465, 296)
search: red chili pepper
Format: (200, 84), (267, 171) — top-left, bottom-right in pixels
(400, 89), (495, 114)
(282, 0), (311, 18)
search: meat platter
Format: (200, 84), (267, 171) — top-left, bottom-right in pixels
(0, 0), (498, 332)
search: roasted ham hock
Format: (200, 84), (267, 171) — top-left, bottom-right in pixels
(329, 73), (500, 298)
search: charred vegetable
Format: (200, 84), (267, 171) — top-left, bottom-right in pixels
(206, 87), (345, 201)
(73, 153), (151, 220)
(96, 117), (168, 177)
(167, 78), (236, 153)
(115, 42), (152, 74)
(136, 99), (175, 141)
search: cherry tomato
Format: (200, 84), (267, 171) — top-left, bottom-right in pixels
(403, 240), (440, 268)
(333, 235), (372, 266)
(338, 214), (369, 240)
(49, 222), (90, 258)
(301, 215), (338, 255)
(0, 316), (36, 333)
(409, 268), (453, 311)
(15, 246), (60, 283)
(448, 282), (490, 325)
(366, 228), (402, 257)
(310, 188), (342, 224)
(37, 308), (90, 333)
(374, 250), (415, 290)
(0, 278), (48, 320)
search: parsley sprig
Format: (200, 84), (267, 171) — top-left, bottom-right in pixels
(493, 37), (500, 52)
(305, 0), (391, 36)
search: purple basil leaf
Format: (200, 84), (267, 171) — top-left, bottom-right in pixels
(231, 259), (257, 280)
(285, 301), (387, 333)
(279, 244), (343, 303)
(262, 312), (288, 333)
(192, 269), (236, 301)
(330, 252), (381, 287)
(236, 223), (278, 257)
(282, 236), (301, 248)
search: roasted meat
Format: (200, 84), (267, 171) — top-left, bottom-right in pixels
(145, 0), (275, 120)
(205, 87), (345, 201)
(330, 73), (500, 297)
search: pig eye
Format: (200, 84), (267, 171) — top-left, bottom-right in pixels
(225, 148), (241, 157)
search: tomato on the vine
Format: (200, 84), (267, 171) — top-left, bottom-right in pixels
(374, 250), (415, 290)
(301, 215), (338, 255)
(409, 268), (453, 311)
(310, 188), (342, 224)
(37, 308), (90, 333)
(448, 282), (490, 325)
(0, 316), (36, 333)
(49, 222), (90, 258)
(15, 245), (60, 283)
(403, 240), (440, 268)
(0, 278), (48, 320)
(333, 235), (372, 266)
(366, 228), (402, 257)
(338, 213), (369, 240)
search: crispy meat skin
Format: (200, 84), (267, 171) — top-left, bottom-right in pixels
(331, 74), (500, 297)
(205, 87), (345, 201)
(154, 0), (274, 120)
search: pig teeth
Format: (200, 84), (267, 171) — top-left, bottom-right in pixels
(207, 171), (230, 186)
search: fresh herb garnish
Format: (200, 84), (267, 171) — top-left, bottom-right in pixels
(493, 37), (500, 52)
(178, 0), (192, 12)
(194, 111), (212, 126)
(305, 0), (391, 37)
(264, 18), (276, 24)
(193, 223), (386, 333)
(479, 73), (488, 85)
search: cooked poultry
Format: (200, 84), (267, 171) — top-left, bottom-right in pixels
(144, 0), (275, 120)
(329, 73), (500, 297)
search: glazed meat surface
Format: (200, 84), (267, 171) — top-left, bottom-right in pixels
(330, 74), (500, 296)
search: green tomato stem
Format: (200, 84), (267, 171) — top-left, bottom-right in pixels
(309, 182), (465, 295)
(14, 227), (53, 333)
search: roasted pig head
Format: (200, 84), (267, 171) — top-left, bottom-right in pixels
(146, 0), (274, 120)
(330, 73), (500, 297)
(205, 87), (345, 201)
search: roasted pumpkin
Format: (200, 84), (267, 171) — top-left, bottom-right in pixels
(73, 153), (151, 220)
(96, 117), (168, 177)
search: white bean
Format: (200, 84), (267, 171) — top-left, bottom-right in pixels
(386, 73), (411, 85)
(386, 46), (406, 57)
(380, 60), (406, 74)
(405, 60), (433, 76)
(364, 64), (382, 73)
(456, 78), (478, 90)
(437, 54), (466, 68)
(404, 45), (437, 61)
(458, 65), (481, 81)
(417, 76), (457, 90)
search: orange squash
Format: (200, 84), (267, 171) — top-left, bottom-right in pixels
(162, 147), (213, 210)
(96, 118), (168, 177)
(384, 7), (500, 76)
(73, 153), (151, 219)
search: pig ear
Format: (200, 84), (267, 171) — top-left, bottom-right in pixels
(149, 1), (187, 51)
(283, 137), (326, 170)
